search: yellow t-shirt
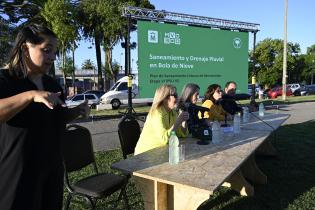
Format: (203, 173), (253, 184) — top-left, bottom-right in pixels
(134, 107), (188, 155)
(199, 99), (226, 121)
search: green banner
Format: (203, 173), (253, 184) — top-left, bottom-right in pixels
(138, 20), (249, 98)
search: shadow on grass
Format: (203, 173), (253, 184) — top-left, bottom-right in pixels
(198, 120), (315, 210)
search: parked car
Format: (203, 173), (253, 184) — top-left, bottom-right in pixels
(287, 83), (304, 96)
(83, 90), (105, 98)
(248, 84), (260, 96)
(287, 83), (301, 93)
(301, 85), (315, 96)
(267, 86), (293, 99)
(66, 93), (100, 108)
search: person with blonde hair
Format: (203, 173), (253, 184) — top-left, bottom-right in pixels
(0, 24), (89, 210)
(134, 84), (189, 155)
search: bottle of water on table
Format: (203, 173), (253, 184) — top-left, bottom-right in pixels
(233, 112), (241, 134)
(169, 131), (179, 165)
(212, 120), (221, 144)
(259, 103), (265, 117)
(242, 107), (249, 123)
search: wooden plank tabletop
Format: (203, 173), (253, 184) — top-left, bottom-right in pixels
(111, 113), (289, 194)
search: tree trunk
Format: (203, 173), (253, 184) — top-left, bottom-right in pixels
(95, 32), (103, 90)
(62, 44), (67, 96)
(72, 43), (76, 94)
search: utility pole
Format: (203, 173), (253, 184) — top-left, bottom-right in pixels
(312, 60), (314, 85)
(282, 0), (288, 100)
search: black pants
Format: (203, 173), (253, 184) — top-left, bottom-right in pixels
(0, 161), (64, 210)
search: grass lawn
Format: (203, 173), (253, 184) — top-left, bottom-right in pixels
(65, 119), (315, 209)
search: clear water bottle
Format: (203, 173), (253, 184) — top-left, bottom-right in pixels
(233, 113), (241, 134)
(259, 103), (265, 117)
(242, 107), (249, 123)
(212, 120), (221, 144)
(169, 131), (179, 165)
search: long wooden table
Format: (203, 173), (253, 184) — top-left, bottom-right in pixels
(111, 112), (289, 210)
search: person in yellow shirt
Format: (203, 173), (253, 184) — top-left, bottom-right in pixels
(199, 84), (227, 122)
(134, 84), (189, 155)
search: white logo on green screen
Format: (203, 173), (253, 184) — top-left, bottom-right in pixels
(233, 37), (242, 48)
(164, 32), (181, 45)
(148, 30), (158, 43)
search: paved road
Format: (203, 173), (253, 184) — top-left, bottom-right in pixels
(75, 116), (145, 152)
(74, 101), (315, 152)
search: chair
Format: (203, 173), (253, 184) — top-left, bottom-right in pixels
(117, 115), (141, 159)
(62, 124), (129, 210)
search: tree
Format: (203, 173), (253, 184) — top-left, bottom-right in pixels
(41, 0), (79, 95)
(77, 0), (104, 90)
(0, 0), (45, 24)
(307, 44), (315, 55)
(81, 59), (96, 70)
(249, 38), (301, 87)
(0, 17), (16, 66)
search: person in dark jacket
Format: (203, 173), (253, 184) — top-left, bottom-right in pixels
(221, 81), (243, 115)
(0, 24), (89, 210)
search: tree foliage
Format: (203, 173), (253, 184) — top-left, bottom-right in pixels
(81, 59), (96, 70)
(250, 38), (301, 87)
(0, 17), (16, 67)
(41, 0), (79, 92)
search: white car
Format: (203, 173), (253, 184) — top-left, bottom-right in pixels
(66, 93), (100, 108)
(287, 83), (301, 94)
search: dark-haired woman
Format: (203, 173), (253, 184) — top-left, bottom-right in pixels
(199, 84), (227, 121)
(0, 24), (89, 210)
(177, 83), (200, 108)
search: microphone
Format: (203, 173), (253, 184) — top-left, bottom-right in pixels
(184, 102), (210, 112)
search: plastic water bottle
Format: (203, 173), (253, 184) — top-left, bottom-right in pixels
(212, 121), (221, 144)
(169, 131), (179, 165)
(233, 113), (241, 134)
(259, 103), (265, 117)
(242, 107), (249, 123)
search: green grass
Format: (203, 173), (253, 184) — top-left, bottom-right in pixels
(64, 120), (315, 210)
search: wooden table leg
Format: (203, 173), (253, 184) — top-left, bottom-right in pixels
(241, 154), (267, 185)
(134, 177), (167, 210)
(133, 177), (210, 210)
(172, 185), (210, 210)
(256, 140), (277, 156)
(222, 169), (254, 196)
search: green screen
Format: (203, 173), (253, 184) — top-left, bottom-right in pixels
(137, 20), (249, 98)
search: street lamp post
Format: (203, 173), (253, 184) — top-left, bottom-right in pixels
(282, 0), (288, 101)
(312, 60), (314, 85)
(120, 52), (123, 73)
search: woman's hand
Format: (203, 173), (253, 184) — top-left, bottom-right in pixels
(174, 111), (189, 131)
(32, 91), (65, 109)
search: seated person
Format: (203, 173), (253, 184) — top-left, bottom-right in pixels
(199, 84), (227, 121)
(177, 83), (200, 109)
(134, 84), (189, 155)
(221, 81), (243, 115)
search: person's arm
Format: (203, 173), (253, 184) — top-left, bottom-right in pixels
(173, 111), (189, 136)
(0, 90), (64, 123)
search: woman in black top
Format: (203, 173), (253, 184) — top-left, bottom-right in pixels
(0, 24), (89, 210)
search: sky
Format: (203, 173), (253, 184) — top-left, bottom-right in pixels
(73, 0), (315, 70)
